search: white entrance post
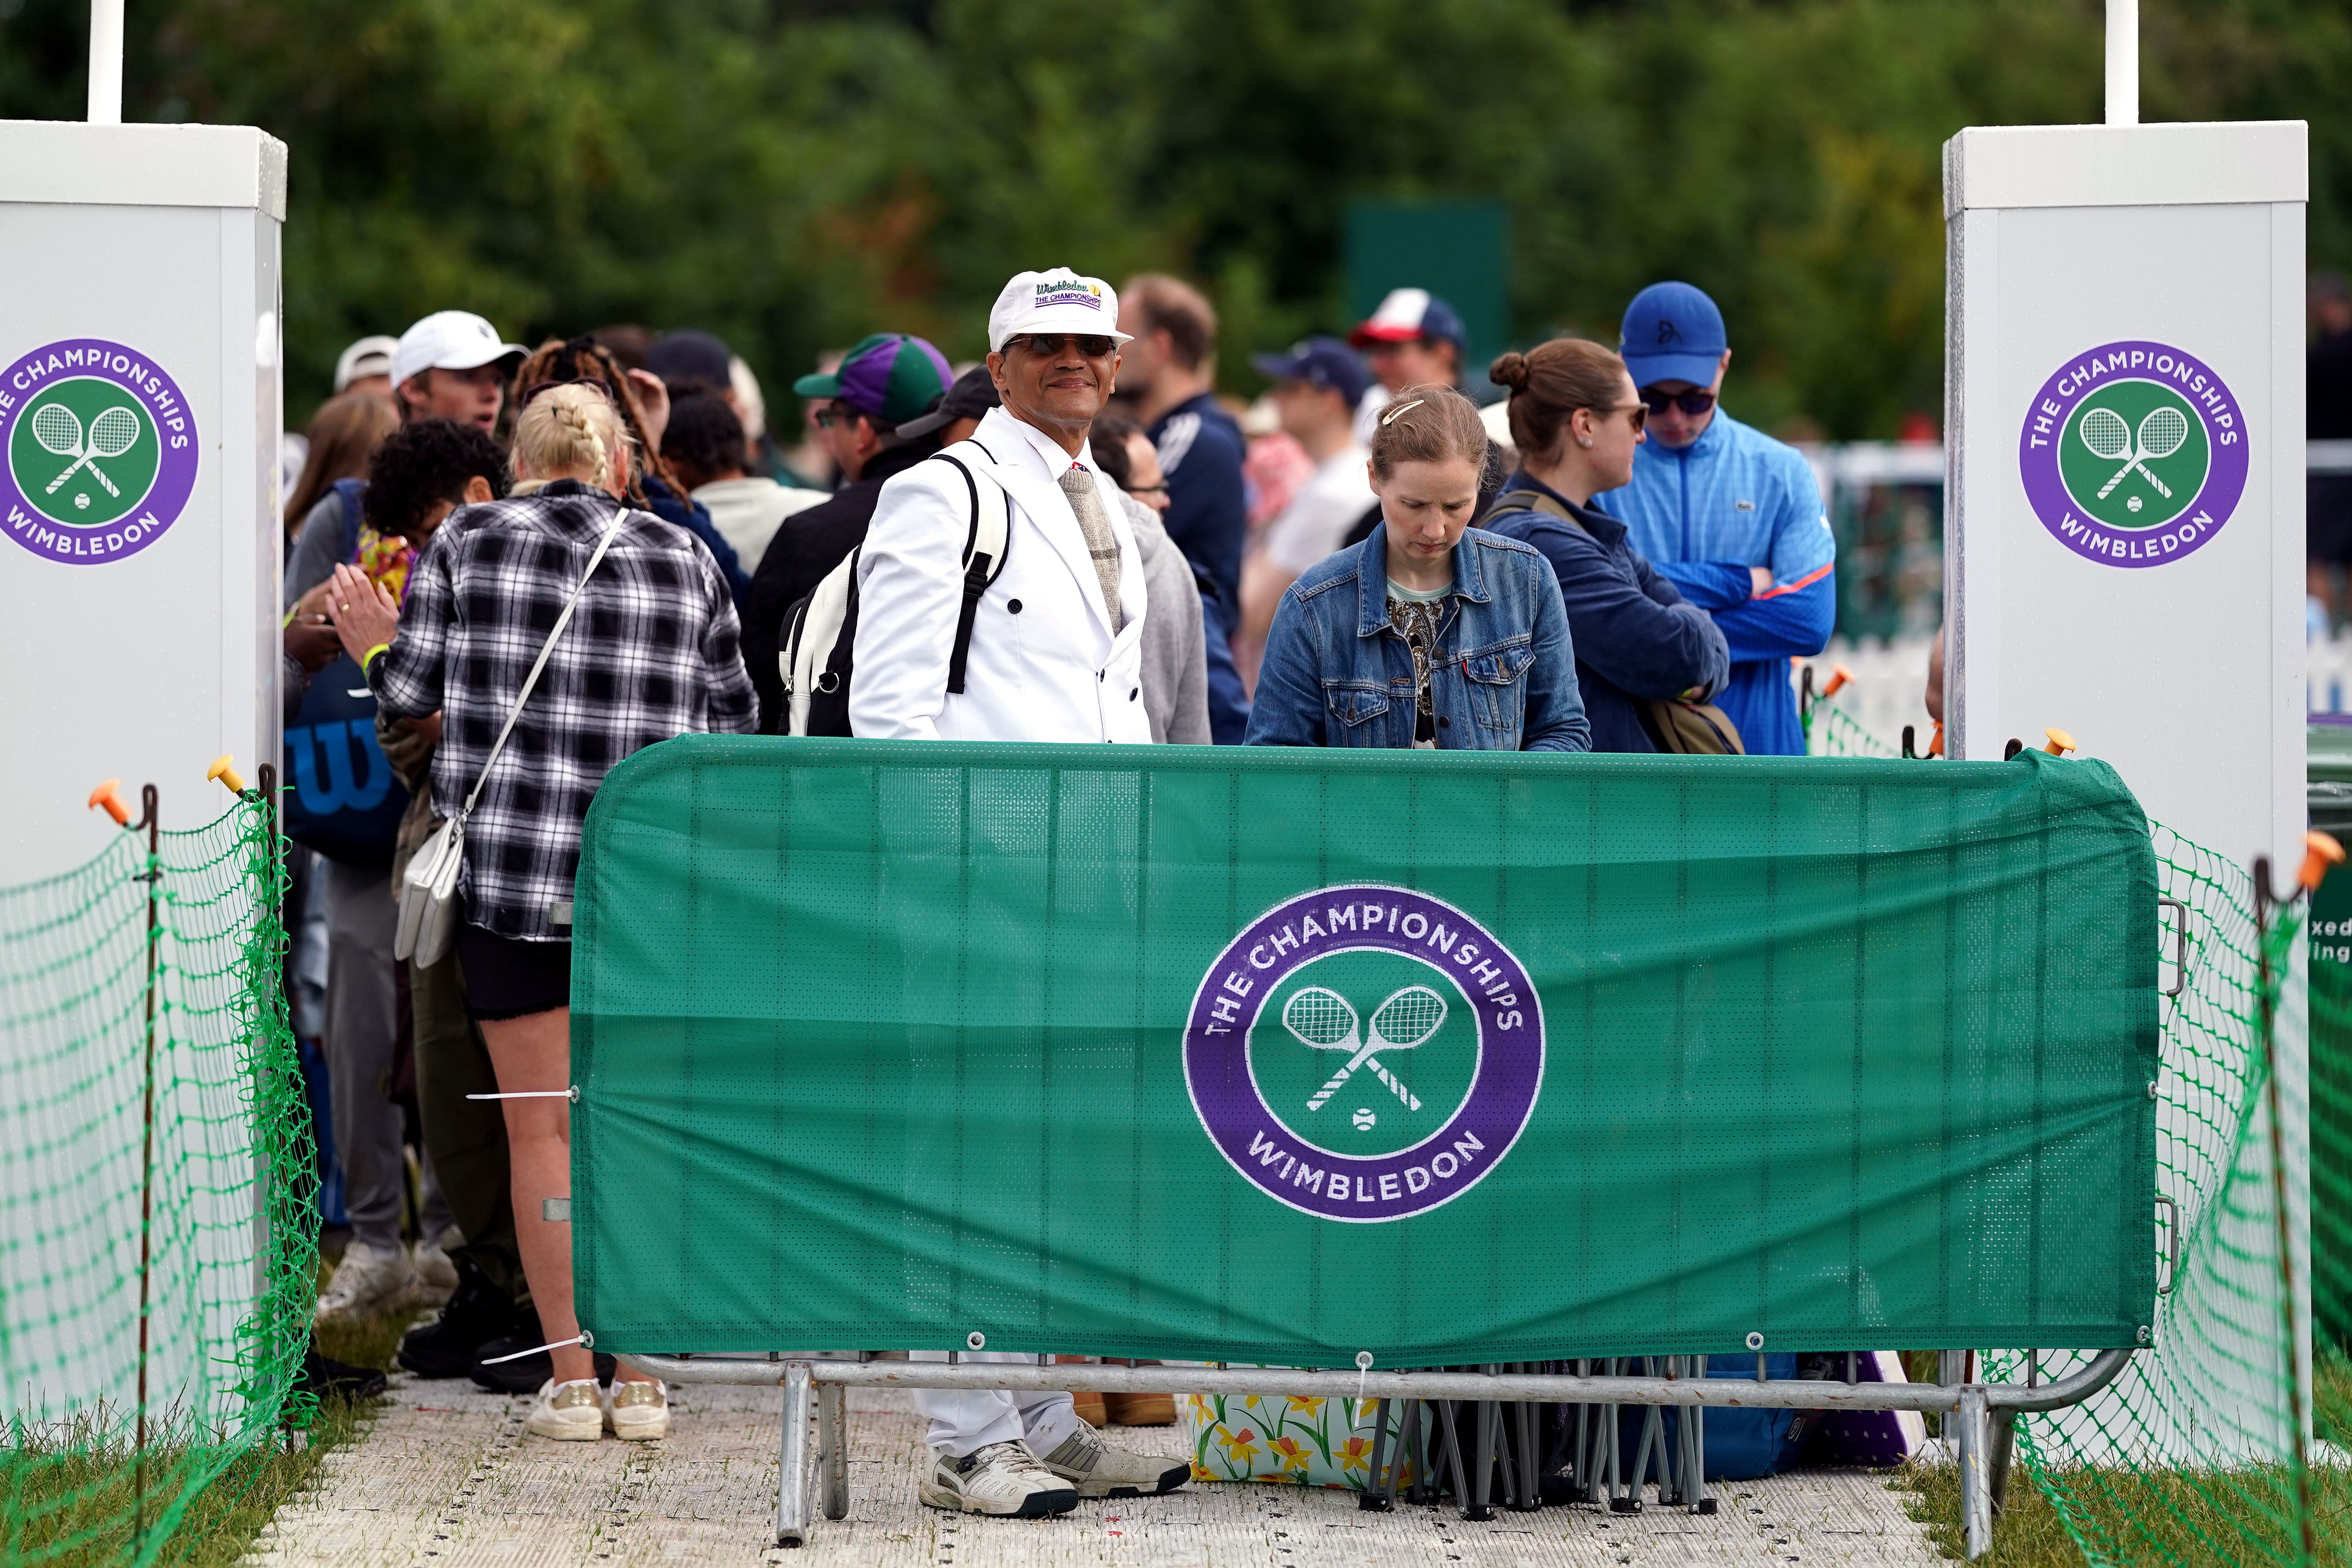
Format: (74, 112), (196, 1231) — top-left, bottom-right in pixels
(1943, 11), (2309, 1457)
(0, 119), (285, 884)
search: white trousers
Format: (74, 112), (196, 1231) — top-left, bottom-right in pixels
(908, 1352), (1081, 1458)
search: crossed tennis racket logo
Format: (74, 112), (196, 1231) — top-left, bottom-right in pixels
(31, 401), (142, 499)
(2078, 403), (2189, 502)
(1280, 984), (1448, 1114)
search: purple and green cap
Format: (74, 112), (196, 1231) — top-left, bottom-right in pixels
(793, 333), (952, 425)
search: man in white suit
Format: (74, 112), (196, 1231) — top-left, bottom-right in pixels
(851, 268), (1188, 1518)
(852, 268), (1154, 748)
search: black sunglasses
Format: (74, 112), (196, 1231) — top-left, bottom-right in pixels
(1639, 386), (1718, 417)
(1009, 333), (1118, 359)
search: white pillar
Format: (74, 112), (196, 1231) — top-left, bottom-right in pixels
(2106, 0), (2139, 128)
(85, 0), (123, 125)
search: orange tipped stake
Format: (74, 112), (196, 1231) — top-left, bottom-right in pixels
(2044, 728), (2077, 757)
(87, 779), (130, 827)
(1927, 722), (1945, 758)
(205, 755), (247, 796)
(2301, 831), (2346, 894)
(1821, 664), (1853, 700)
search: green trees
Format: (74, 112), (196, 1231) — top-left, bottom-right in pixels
(2, 0), (2342, 436)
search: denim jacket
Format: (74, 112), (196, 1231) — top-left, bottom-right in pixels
(1244, 523), (1590, 752)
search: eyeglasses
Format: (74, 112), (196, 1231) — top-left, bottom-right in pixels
(1127, 482), (1169, 498)
(813, 404), (871, 429)
(1639, 386), (1717, 417)
(1008, 333), (1118, 359)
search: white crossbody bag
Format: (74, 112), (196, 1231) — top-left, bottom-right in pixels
(394, 515), (623, 967)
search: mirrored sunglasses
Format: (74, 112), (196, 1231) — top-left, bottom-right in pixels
(1011, 333), (1118, 359)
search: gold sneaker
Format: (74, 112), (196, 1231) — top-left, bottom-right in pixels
(604, 1378), (669, 1441)
(526, 1379), (602, 1442)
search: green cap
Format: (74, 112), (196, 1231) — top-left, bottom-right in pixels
(792, 333), (953, 426)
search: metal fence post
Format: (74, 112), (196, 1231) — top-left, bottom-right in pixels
(818, 1382), (848, 1522)
(777, 1362), (813, 1548)
(1959, 1386), (1992, 1559)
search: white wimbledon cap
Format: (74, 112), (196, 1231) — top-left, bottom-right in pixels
(987, 268), (1132, 353)
(393, 311), (527, 386)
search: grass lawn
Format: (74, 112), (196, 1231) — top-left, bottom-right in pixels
(2, 1257), (423, 1567)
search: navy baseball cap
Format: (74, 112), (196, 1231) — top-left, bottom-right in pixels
(1619, 281), (1727, 389)
(1252, 336), (1371, 406)
(1348, 288), (1466, 353)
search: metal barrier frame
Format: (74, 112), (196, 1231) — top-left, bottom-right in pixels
(618, 1345), (2134, 1557)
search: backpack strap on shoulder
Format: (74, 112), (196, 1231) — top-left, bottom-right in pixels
(1481, 485), (1580, 529)
(930, 440), (1012, 697)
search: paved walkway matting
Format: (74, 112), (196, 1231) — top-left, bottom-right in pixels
(247, 1375), (1942, 1566)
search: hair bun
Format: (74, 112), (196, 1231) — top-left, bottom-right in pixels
(1488, 351), (1530, 392)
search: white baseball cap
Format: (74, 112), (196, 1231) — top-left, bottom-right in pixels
(986, 268), (1132, 354)
(392, 311), (527, 387)
(332, 335), (398, 392)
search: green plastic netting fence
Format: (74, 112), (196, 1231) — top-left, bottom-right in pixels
(0, 791), (313, 1567)
(1808, 684), (2331, 1565)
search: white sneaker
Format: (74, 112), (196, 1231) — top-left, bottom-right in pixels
(315, 1240), (418, 1323)
(918, 1441), (1079, 1517)
(1037, 1423), (1191, 1498)
(525, 1378), (603, 1442)
(411, 1229), (460, 1306)
(603, 1378), (669, 1440)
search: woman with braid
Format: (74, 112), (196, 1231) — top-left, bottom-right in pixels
(507, 336), (751, 601)
(325, 383), (755, 1443)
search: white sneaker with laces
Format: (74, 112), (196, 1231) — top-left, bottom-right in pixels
(411, 1228), (459, 1306)
(314, 1240), (418, 1324)
(918, 1440), (1079, 1516)
(1037, 1423), (1191, 1498)
(525, 1378), (603, 1442)
(603, 1378), (669, 1440)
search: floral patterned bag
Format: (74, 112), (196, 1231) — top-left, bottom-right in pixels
(1183, 1393), (1424, 1490)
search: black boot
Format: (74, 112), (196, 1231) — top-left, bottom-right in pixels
(301, 1344), (388, 1402)
(399, 1255), (518, 1379)
(468, 1305), (616, 1393)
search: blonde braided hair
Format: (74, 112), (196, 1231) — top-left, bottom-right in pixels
(510, 383), (630, 495)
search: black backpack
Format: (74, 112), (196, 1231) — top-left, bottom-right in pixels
(778, 440), (1012, 737)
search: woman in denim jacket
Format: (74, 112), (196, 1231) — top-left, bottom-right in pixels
(1244, 385), (1589, 752)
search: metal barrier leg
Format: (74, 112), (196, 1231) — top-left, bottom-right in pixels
(1434, 1399), (1474, 1516)
(1469, 1385), (1497, 1521)
(777, 1363), (813, 1548)
(818, 1382), (848, 1522)
(1959, 1386), (1991, 1560)
(1986, 1409), (2014, 1519)
(1688, 1399), (1713, 1514)
(1359, 1399), (1394, 1512)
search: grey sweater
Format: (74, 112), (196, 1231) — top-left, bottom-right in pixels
(1122, 495), (1210, 745)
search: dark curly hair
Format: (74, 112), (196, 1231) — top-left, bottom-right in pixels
(660, 392), (749, 488)
(363, 419), (510, 538)
(507, 336), (692, 509)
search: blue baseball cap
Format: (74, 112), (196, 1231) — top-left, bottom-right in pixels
(1252, 336), (1371, 406)
(1619, 281), (1727, 390)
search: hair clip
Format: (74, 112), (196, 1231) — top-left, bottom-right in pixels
(1379, 398), (1426, 426)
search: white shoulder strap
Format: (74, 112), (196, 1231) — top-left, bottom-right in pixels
(459, 510), (625, 819)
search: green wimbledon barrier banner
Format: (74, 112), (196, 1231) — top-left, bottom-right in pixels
(572, 739), (2158, 1366)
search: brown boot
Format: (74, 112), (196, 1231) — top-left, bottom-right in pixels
(1054, 1356), (1107, 1428)
(1101, 1392), (1176, 1426)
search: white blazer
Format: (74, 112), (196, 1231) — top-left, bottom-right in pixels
(851, 406), (1152, 743)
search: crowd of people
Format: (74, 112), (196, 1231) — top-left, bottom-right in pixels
(274, 264), (1835, 1516)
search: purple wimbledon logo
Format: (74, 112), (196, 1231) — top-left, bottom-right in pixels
(1183, 885), (1543, 1223)
(2018, 340), (2246, 569)
(1, 338), (198, 566)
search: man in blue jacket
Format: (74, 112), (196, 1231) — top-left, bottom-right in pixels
(1597, 283), (1835, 756)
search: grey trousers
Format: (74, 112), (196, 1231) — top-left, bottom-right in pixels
(321, 857), (451, 1252)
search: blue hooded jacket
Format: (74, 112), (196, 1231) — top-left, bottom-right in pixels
(1596, 408), (1834, 756)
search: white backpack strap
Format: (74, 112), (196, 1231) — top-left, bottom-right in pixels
(459, 511), (624, 818)
(933, 438), (1012, 696)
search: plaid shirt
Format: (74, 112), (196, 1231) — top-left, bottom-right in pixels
(370, 480), (756, 939)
